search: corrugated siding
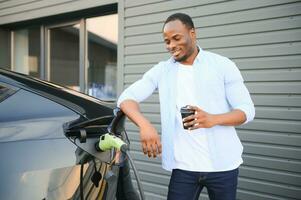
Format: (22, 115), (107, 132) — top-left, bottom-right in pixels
(120, 0), (301, 199)
(0, 0), (117, 25)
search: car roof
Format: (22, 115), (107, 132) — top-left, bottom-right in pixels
(0, 68), (115, 119)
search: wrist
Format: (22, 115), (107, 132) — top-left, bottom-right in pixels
(212, 114), (222, 126)
(137, 118), (151, 129)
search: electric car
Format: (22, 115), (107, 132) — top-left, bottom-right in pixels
(0, 68), (140, 200)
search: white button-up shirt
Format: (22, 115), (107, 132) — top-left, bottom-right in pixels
(117, 48), (255, 171)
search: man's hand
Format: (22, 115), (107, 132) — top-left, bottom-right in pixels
(120, 100), (162, 158)
(139, 122), (162, 158)
(183, 106), (216, 130)
(182, 105), (247, 130)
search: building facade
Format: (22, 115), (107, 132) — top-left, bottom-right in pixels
(1, 0), (301, 199)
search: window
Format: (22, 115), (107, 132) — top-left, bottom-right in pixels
(13, 27), (41, 77)
(48, 24), (80, 91)
(0, 10), (118, 101)
(87, 14), (118, 101)
(0, 28), (11, 69)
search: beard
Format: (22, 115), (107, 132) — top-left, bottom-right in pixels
(173, 46), (195, 63)
(174, 54), (188, 62)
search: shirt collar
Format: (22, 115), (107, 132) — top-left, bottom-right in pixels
(194, 45), (202, 64)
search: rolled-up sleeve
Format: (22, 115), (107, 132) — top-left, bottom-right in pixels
(224, 60), (255, 124)
(117, 63), (162, 107)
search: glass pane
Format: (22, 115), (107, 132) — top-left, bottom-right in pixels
(49, 25), (79, 91)
(87, 14), (118, 101)
(14, 27), (40, 77)
(0, 28), (11, 69)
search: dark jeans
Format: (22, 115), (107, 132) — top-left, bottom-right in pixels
(167, 168), (239, 200)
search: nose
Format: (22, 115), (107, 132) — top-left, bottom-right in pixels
(166, 41), (176, 51)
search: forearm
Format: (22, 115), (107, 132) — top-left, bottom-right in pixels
(213, 109), (247, 126)
(120, 99), (161, 158)
(119, 99), (151, 128)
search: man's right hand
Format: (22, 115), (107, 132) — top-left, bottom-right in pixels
(139, 122), (162, 158)
(120, 100), (162, 158)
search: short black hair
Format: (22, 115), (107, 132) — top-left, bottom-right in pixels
(164, 13), (195, 29)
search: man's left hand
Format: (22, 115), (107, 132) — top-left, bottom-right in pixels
(183, 105), (217, 130)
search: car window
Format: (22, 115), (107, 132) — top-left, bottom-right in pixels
(0, 84), (17, 103)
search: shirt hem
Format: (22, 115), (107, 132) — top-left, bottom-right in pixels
(171, 159), (243, 172)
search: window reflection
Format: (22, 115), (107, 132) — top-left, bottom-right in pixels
(87, 14), (118, 101)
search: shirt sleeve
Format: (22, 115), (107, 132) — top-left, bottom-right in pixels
(224, 59), (255, 124)
(117, 63), (162, 107)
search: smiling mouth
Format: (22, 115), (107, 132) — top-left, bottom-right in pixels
(171, 49), (181, 57)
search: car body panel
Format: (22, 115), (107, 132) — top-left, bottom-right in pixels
(0, 69), (123, 200)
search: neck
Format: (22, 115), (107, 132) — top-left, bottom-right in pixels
(180, 46), (199, 65)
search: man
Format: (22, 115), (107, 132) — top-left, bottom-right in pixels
(117, 13), (255, 200)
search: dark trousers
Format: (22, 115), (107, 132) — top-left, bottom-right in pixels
(167, 168), (239, 200)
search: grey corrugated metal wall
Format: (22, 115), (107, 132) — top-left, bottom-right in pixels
(119, 0), (301, 199)
(0, 0), (116, 25)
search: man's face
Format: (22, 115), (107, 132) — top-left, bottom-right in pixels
(163, 20), (196, 63)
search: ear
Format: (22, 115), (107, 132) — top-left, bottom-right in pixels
(190, 28), (196, 39)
